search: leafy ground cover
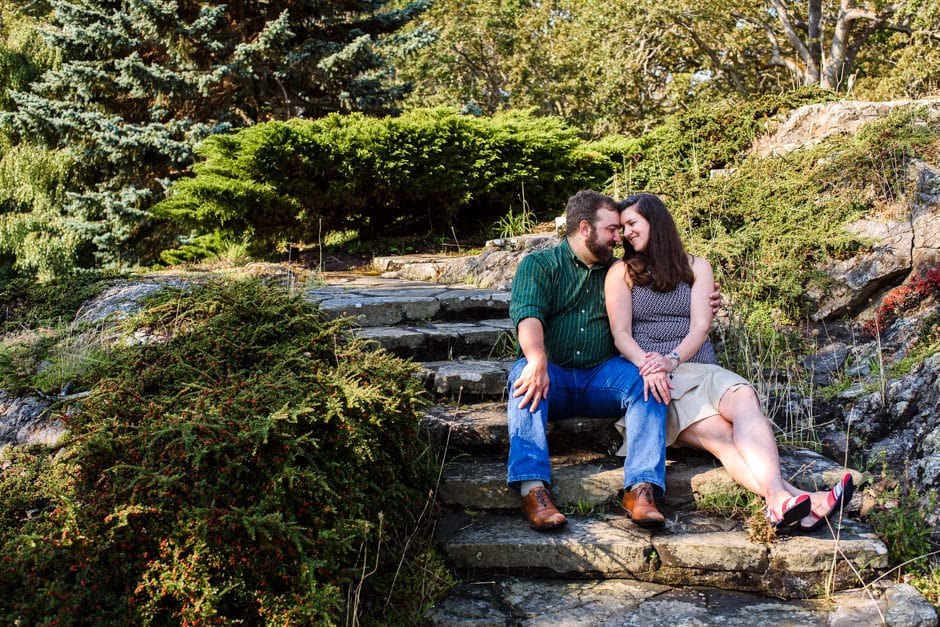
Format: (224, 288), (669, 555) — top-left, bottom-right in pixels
(0, 278), (450, 624)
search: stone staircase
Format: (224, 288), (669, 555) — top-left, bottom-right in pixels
(305, 272), (939, 626)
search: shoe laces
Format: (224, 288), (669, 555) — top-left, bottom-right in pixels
(533, 488), (551, 507)
(635, 483), (654, 504)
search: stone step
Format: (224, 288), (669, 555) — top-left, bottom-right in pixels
(438, 453), (865, 512)
(356, 320), (515, 361)
(436, 512), (889, 599)
(305, 275), (509, 327)
(420, 401), (869, 497)
(424, 576), (938, 625)
(420, 401), (620, 451)
(439, 454), (696, 511)
(418, 360), (514, 399)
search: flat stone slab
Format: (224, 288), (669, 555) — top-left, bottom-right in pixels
(438, 448), (861, 512)
(438, 455), (623, 510)
(419, 361), (514, 398)
(356, 321), (513, 360)
(439, 513), (890, 598)
(438, 456), (717, 510)
(421, 401), (627, 449)
(424, 577), (938, 626)
(422, 402), (512, 452)
(305, 276), (509, 327)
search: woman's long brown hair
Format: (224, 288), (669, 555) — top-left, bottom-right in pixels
(620, 193), (693, 291)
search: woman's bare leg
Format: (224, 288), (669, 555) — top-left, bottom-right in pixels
(677, 388), (798, 515)
(676, 414), (762, 494)
(715, 387), (833, 522)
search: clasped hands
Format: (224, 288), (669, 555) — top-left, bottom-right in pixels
(639, 351), (675, 404)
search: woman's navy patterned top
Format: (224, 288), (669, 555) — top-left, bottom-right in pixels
(631, 282), (716, 365)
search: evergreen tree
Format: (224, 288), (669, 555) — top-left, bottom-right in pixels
(0, 0), (431, 271)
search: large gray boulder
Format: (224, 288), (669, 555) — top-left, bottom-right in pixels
(811, 163), (940, 320)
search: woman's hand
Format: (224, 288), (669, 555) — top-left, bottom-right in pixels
(639, 351), (672, 376)
(643, 371), (674, 404)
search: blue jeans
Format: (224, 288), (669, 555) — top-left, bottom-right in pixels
(506, 356), (667, 494)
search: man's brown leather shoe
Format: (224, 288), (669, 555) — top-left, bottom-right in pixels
(622, 482), (665, 528)
(522, 486), (567, 531)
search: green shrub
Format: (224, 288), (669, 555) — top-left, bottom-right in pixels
(0, 279), (441, 624)
(592, 88), (837, 193)
(0, 271), (118, 334)
(156, 107), (611, 258)
(0, 142), (80, 281)
(868, 462), (938, 575)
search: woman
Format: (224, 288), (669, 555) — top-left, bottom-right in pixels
(604, 192), (852, 532)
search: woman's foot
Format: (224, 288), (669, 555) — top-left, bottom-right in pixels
(799, 473), (855, 533)
(766, 494), (811, 529)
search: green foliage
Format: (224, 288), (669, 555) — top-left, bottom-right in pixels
(596, 89), (837, 192)
(852, 1), (940, 99)
(602, 94), (938, 322)
(0, 331), (57, 393)
(492, 189), (536, 238)
(156, 231), (241, 267)
(0, 446), (61, 545)
(0, 141), (79, 280)
(888, 311), (940, 379)
(0, 279), (443, 624)
(695, 482), (754, 519)
(400, 0), (909, 135)
(0, 271), (117, 333)
(156, 107), (610, 258)
(869, 471), (938, 575)
(909, 569), (940, 609)
(0, 329), (111, 395)
(0, 7), (58, 112)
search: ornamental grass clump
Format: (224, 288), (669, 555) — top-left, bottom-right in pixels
(0, 278), (437, 624)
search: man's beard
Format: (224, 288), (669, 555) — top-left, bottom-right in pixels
(586, 228), (614, 264)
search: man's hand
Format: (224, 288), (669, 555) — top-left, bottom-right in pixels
(513, 356), (550, 412)
(709, 281), (722, 316)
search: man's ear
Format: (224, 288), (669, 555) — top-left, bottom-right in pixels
(578, 219), (592, 237)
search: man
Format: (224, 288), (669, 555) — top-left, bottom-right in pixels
(507, 189), (718, 531)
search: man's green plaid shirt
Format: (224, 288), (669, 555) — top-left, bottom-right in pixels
(509, 239), (617, 369)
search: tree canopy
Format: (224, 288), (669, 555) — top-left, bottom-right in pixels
(400, 0), (940, 135)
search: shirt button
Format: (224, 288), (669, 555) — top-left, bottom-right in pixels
(580, 328), (584, 332)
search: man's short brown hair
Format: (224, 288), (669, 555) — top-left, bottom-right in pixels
(564, 190), (618, 236)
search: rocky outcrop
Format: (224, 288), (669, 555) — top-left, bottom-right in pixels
(914, 163), (940, 269)
(751, 98), (940, 158)
(811, 219), (914, 320)
(821, 352), (940, 526)
(811, 162), (940, 320)
(0, 391), (61, 450)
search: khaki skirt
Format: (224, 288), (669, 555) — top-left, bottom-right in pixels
(615, 361), (752, 455)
